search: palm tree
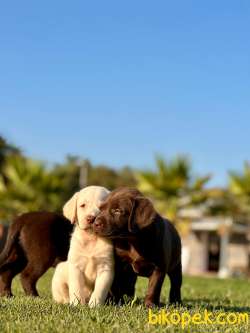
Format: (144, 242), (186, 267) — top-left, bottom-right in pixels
(0, 135), (20, 180)
(136, 155), (211, 222)
(0, 155), (64, 221)
(227, 162), (250, 222)
(195, 163), (250, 223)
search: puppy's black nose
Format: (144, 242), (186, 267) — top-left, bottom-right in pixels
(86, 215), (95, 224)
(94, 220), (100, 227)
(93, 219), (103, 228)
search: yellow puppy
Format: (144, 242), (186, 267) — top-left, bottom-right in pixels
(52, 186), (114, 307)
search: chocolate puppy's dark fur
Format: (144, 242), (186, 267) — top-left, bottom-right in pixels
(0, 212), (73, 297)
(108, 253), (137, 303)
(93, 188), (182, 307)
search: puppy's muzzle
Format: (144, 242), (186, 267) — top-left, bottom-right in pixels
(93, 217), (105, 232)
(86, 215), (96, 225)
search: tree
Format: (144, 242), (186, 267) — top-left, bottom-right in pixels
(52, 157), (137, 196)
(136, 155), (211, 222)
(88, 164), (136, 190)
(0, 151), (137, 222)
(51, 155), (81, 203)
(0, 135), (20, 181)
(227, 162), (250, 222)
(0, 155), (65, 221)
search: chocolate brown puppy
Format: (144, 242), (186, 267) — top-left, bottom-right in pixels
(93, 188), (182, 307)
(0, 212), (73, 297)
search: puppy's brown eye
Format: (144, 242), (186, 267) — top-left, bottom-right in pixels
(80, 203), (86, 208)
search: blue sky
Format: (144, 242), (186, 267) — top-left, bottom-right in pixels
(0, 1), (249, 186)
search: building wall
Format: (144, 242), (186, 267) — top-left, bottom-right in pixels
(228, 244), (249, 273)
(184, 229), (249, 276)
(183, 232), (208, 274)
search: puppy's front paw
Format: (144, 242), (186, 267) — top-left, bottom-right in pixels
(70, 294), (84, 306)
(70, 298), (80, 306)
(88, 294), (102, 308)
(145, 298), (158, 308)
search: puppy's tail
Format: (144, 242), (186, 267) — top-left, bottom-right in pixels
(0, 220), (21, 271)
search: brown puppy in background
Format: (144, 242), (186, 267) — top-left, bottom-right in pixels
(0, 212), (72, 297)
(93, 188), (182, 307)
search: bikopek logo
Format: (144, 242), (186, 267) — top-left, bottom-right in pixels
(148, 309), (249, 329)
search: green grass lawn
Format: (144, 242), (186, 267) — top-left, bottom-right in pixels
(0, 270), (249, 333)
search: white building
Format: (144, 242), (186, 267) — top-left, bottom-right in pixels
(182, 217), (250, 277)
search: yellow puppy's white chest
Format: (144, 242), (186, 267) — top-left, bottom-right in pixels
(68, 235), (113, 285)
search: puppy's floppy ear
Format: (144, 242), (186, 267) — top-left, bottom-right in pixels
(63, 192), (79, 224)
(128, 196), (156, 232)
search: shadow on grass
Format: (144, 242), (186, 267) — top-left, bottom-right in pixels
(182, 298), (250, 313)
(131, 297), (250, 313)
